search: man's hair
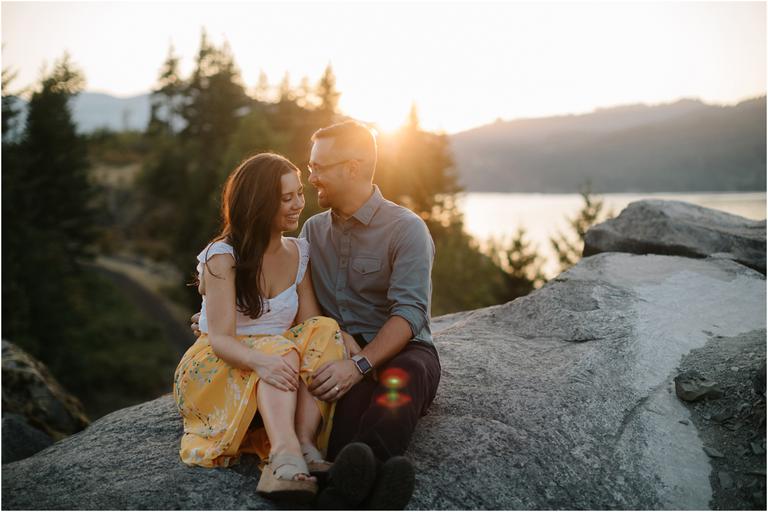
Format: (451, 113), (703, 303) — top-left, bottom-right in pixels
(312, 120), (377, 176)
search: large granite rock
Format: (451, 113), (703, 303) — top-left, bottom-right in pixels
(2, 252), (764, 509)
(1, 340), (89, 440)
(583, 200), (766, 273)
(2, 413), (54, 464)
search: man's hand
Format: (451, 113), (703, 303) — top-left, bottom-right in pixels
(191, 312), (201, 337)
(309, 360), (362, 401)
(341, 331), (362, 356)
(250, 353), (299, 392)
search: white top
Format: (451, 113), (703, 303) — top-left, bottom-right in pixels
(196, 237), (310, 336)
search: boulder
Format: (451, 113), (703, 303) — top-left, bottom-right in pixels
(1, 413), (53, 464)
(583, 200), (766, 274)
(2, 253), (765, 509)
(673, 371), (723, 402)
(1, 340), (90, 440)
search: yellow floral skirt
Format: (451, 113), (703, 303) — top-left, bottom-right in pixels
(173, 316), (345, 468)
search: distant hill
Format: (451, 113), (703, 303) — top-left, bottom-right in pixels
(449, 97), (766, 193)
(71, 92), (151, 133)
(8, 92), (151, 135)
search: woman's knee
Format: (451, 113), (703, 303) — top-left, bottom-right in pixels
(282, 348), (300, 365)
(306, 316), (340, 332)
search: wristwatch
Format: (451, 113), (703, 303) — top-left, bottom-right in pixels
(351, 354), (373, 375)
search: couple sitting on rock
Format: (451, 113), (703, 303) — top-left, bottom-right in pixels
(172, 121), (441, 509)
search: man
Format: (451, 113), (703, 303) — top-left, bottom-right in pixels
(300, 121), (441, 509)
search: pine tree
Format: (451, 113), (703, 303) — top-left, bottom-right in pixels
(138, 30), (253, 307)
(254, 70), (271, 102)
(2, 66), (21, 138)
(377, 104), (461, 222)
(2, 54), (97, 351)
(550, 182), (613, 271)
(315, 63), (340, 125)
(278, 72), (295, 103)
(147, 44), (184, 135)
(490, 228), (547, 299)
(296, 76), (314, 109)
(19, 54), (95, 259)
(181, 31), (250, 157)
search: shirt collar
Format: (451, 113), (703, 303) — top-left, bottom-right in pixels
(350, 185), (384, 226)
(332, 185), (384, 226)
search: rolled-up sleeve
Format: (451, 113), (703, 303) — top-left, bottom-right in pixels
(387, 216), (435, 337)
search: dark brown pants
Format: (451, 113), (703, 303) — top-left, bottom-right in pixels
(326, 341), (441, 462)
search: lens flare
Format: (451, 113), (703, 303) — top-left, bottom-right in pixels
(382, 368), (409, 388)
(375, 368), (412, 409)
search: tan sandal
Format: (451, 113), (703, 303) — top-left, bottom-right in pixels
(302, 444), (332, 475)
(256, 452), (317, 503)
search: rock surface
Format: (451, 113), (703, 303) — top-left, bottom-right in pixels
(1, 413), (53, 464)
(3, 252), (765, 509)
(1, 340), (90, 439)
(675, 329), (766, 509)
(583, 199), (766, 274)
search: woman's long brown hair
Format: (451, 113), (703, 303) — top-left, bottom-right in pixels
(204, 153), (299, 319)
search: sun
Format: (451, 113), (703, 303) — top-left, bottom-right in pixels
(339, 96), (414, 134)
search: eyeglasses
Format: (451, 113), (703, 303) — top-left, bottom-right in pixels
(307, 159), (358, 175)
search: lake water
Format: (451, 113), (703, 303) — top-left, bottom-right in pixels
(457, 192), (767, 278)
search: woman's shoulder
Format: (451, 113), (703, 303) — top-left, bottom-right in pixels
(286, 236), (310, 258)
(197, 239), (235, 263)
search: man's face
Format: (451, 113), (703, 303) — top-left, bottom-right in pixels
(308, 138), (350, 210)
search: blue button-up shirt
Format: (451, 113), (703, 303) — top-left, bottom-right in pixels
(299, 185), (435, 345)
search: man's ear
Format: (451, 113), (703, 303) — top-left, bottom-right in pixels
(347, 159), (360, 179)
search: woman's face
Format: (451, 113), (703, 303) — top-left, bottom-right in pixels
(273, 172), (305, 232)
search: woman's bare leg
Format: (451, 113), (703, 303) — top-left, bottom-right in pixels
(257, 350), (314, 481)
(295, 379), (323, 451)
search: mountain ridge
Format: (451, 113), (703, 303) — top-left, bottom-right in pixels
(449, 96), (766, 193)
(6, 92), (765, 193)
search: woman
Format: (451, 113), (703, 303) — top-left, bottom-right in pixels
(173, 153), (351, 502)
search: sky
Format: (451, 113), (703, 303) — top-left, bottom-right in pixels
(1, 0), (766, 133)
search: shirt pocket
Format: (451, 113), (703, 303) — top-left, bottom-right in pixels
(351, 256), (382, 275)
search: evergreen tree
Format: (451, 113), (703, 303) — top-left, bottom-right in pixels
(181, 31), (250, 158)
(429, 220), (511, 315)
(2, 54), (97, 352)
(2, 66), (22, 138)
(550, 182), (613, 271)
(147, 44), (184, 136)
(315, 63), (340, 125)
(139, 30), (253, 307)
(295, 76), (314, 109)
(490, 228), (547, 299)
(18, 54), (95, 260)
(2, 66), (29, 341)
(254, 70), (271, 102)
(278, 72), (295, 103)
(377, 104), (461, 222)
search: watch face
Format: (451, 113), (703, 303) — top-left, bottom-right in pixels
(355, 357), (372, 374)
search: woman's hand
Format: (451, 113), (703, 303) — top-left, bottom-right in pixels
(190, 312), (201, 337)
(341, 331), (362, 357)
(250, 352), (299, 392)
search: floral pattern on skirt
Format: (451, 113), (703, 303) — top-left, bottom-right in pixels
(173, 316), (346, 468)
